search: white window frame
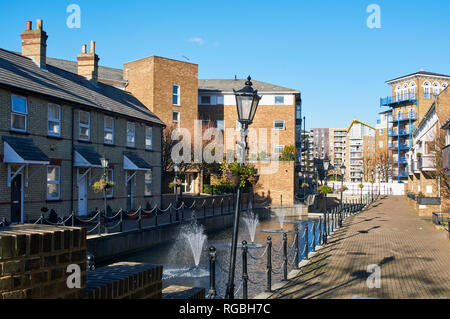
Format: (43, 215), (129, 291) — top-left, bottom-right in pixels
(145, 126), (153, 150)
(274, 145), (285, 154)
(173, 85), (180, 106)
(274, 96), (285, 105)
(145, 170), (152, 196)
(104, 116), (114, 145)
(47, 166), (60, 200)
(127, 122), (136, 148)
(172, 111), (180, 126)
(274, 120), (285, 130)
(78, 110), (90, 141)
(11, 95), (28, 132)
(106, 169), (114, 198)
(47, 103), (61, 137)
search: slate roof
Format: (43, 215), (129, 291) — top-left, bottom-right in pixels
(0, 49), (164, 126)
(386, 71), (450, 83)
(199, 79), (299, 93)
(2, 136), (50, 162)
(123, 151), (151, 169)
(74, 145), (102, 166)
(441, 117), (450, 129)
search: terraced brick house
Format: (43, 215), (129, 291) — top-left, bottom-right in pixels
(0, 20), (164, 223)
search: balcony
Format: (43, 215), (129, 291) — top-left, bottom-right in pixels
(443, 145), (450, 170)
(380, 92), (417, 107)
(393, 170), (408, 178)
(388, 142), (411, 150)
(417, 154), (435, 171)
(393, 157), (408, 164)
(388, 127), (415, 136)
(389, 112), (417, 122)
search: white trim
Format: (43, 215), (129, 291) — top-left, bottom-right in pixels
(104, 116), (114, 145)
(47, 103), (61, 137)
(73, 151), (102, 168)
(46, 165), (61, 200)
(386, 73), (450, 85)
(173, 84), (180, 106)
(3, 142), (49, 165)
(78, 110), (90, 141)
(11, 95), (28, 133)
(123, 154), (151, 171)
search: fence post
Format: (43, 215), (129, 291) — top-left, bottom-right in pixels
(119, 210), (123, 232)
(182, 202), (185, 220)
(208, 246), (217, 299)
(71, 211), (75, 227)
(294, 225), (300, 269)
(318, 217), (323, 246)
(265, 236), (272, 293)
(104, 210), (109, 234)
(242, 241), (248, 299)
(212, 199), (215, 216)
(169, 204), (173, 224)
(312, 222), (316, 251)
(138, 207), (142, 230)
(304, 224), (309, 260)
(155, 207), (158, 226)
(203, 201), (206, 218)
(282, 233), (288, 281)
(221, 198), (224, 215)
(97, 210), (101, 236)
(40, 214), (44, 225)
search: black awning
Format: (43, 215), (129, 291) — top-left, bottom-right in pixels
(2, 136), (50, 164)
(123, 151), (151, 170)
(74, 145), (102, 167)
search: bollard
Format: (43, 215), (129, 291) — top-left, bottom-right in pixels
(242, 241), (248, 298)
(304, 224), (309, 260)
(138, 207), (142, 230)
(119, 211), (123, 232)
(312, 222), (316, 251)
(265, 236), (272, 293)
(294, 225), (300, 269)
(97, 210), (101, 235)
(282, 233), (288, 282)
(208, 246), (217, 299)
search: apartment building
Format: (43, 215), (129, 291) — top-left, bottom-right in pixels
(198, 79), (302, 205)
(380, 71), (450, 183)
(299, 130), (314, 179)
(405, 86), (450, 215)
(310, 128), (329, 160)
(0, 20), (164, 222)
(328, 128), (347, 178)
(345, 120), (376, 182)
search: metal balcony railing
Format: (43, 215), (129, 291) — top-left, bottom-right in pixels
(393, 170), (408, 178)
(393, 157), (408, 164)
(417, 154), (435, 171)
(389, 142), (411, 150)
(380, 92), (417, 107)
(390, 112), (417, 122)
(388, 127), (415, 136)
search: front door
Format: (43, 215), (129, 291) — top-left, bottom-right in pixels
(78, 175), (87, 216)
(10, 174), (22, 223)
(127, 176), (134, 211)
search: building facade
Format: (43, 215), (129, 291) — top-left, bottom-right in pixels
(380, 71), (450, 183)
(0, 20), (164, 223)
(328, 128), (347, 179)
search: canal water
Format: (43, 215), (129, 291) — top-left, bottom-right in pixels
(104, 213), (325, 299)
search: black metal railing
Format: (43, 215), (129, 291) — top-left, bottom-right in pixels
(206, 192), (379, 299)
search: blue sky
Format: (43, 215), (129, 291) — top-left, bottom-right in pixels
(1, 0), (450, 129)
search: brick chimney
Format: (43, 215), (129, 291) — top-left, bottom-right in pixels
(77, 41), (99, 82)
(20, 19), (48, 68)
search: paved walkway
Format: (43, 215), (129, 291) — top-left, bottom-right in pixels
(269, 196), (450, 299)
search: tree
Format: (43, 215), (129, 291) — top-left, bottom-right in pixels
(375, 148), (392, 182)
(429, 130), (450, 203)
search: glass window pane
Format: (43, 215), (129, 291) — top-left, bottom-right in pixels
(105, 117), (113, 129)
(104, 132), (113, 143)
(173, 85), (179, 94)
(47, 184), (59, 198)
(12, 114), (26, 130)
(48, 121), (60, 135)
(173, 95), (179, 105)
(12, 96), (27, 113)
(80, 127), (89, 139)
(80, 111), (89, 124)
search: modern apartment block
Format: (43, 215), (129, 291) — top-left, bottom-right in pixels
(198, 79), (302, 204)
(345, 120), (375, 182)
(310, 128), (329, 160)
(380, 71), (450, 183)
(300, 130), (314, 179)
(0, 20), (164, 222)
(405, 86), (450, 215)
(328, 128), (347, 174)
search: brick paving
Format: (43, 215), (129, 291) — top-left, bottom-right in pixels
(269, 196), (450, 299)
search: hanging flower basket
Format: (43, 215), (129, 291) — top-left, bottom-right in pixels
(92, 179), (115, 193)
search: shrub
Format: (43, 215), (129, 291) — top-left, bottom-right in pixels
(318, 185), (333, 194)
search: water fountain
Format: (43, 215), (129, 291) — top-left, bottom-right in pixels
(163, 219), (209, 280)
(261, 207), (292, 234)
(243, 211), (259, 244)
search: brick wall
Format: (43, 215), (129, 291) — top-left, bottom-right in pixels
(0, 224), (86, 299)
(0, 88), (163, 221)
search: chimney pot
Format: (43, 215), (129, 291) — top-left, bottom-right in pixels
(21, 19), (47, 68)
(36, 19), (43, 30)
(90, 41), (95, 54)
(82, 44), (87, 54)
(26, 21), (32, 30)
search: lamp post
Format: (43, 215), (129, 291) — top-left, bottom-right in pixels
(225, 76), (261, 299)
(321, 157), (330, 244)
(371, 169), (374, 202)
(340, 165), (346, 207)
(323, 157), (330, 186)
(100, 156), (109, 221)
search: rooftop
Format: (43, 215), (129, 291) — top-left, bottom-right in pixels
(0, 49), (164, 126)
(198, 78), (299, 94)
(386, 71), (450, 84)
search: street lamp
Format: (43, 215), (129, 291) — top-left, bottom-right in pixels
(100, 156), (109, 224)
(339, 165), (346, 227)
(225, 76), (261, 299)
(323, 157), (330, 185)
